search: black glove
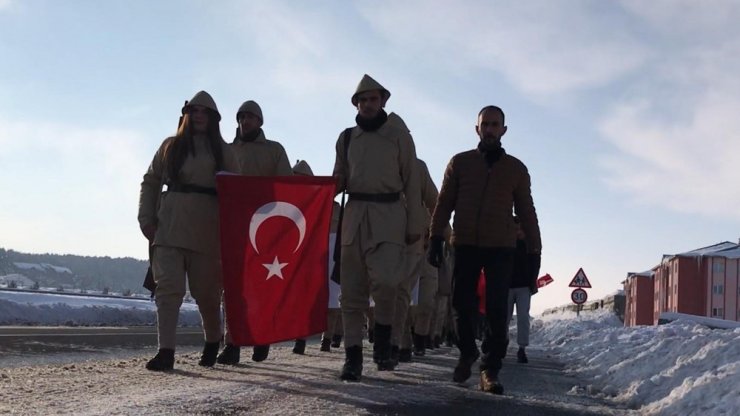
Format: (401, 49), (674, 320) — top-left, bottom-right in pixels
(426, 236), (444, 268)
(528, 252), (542, 295)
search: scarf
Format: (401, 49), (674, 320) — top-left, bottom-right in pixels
(477, 140), (505, 167)
(236, 127), (262, 143)
(355, 109), (388, 132)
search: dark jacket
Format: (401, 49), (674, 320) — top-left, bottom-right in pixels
(430, 147), (541, 252)
(512, 239), (541, 294)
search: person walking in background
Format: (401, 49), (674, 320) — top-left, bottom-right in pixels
(507, 216), (541, 364)
(217, 100), (293, 365)
(138, 90), (238, 371)
(333, 74), (425, 381)
(427, 105), (541, 394)
(392, 158), (443, 362)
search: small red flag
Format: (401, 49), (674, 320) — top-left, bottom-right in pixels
(537, 273), (554, 288)
(217, 174), (336, 345)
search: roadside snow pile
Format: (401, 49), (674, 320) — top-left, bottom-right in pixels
(531, 309), (740, 415)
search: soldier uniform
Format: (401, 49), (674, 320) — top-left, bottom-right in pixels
(391, 158), (440, 361)
(138, 91), (238, 371)
(333, 74), (425, 381)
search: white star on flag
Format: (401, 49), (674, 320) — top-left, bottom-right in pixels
(262, 256), (288, 280)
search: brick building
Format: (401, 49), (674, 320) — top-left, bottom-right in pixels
(623, 241), (740, 326)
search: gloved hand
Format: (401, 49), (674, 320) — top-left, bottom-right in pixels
(528, 251), (541, 295)
(426, 236), (445, 268)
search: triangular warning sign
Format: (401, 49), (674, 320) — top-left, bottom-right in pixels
(568, 268), (592, 288)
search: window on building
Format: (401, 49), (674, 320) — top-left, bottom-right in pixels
(712, 261), (725, 273)
(713, 284), (724, 295)
(712, 308), (724, 318)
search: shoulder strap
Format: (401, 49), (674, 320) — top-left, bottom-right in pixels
(342, 127), (352, 167)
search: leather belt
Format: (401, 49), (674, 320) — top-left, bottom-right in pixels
(348, 192), (400, 203)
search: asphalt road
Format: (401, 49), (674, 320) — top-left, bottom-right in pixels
(0, 327), (635, 415)
(0, 326), (203, 367)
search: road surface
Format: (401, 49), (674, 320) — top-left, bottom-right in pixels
(0, 328), (635, 415)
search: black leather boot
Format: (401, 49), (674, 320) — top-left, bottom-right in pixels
(340, 345), (363, 381)
(330, 334), (342, 348)
(320, 337), (332, 352)
(412, 332), (426, 356)
(252, 345), (270, 362)
(293, 339), (306, 355)
(217, 343), (240, 365)
(373, 323), (396, 371)
(198, 342), (220, 367)
(398, 348), (412, 362)
(452, 350), (480, 382)
(146, 348), (175, 371)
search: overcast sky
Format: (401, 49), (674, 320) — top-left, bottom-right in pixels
(2, 0), (740, 313)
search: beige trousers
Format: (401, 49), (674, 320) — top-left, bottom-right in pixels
(152, 246), (223, 349)
(340, 221), (405, 348)
(413, 262), (439, 336)
(391, 239), (423, 346)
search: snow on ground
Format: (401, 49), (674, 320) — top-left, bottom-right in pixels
(0, 290), (201, 326)
(531, 309), (740, 415)
(0, 290), (738, 415)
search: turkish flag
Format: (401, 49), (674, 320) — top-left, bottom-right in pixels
(217, 174), (336, 346)
(537, 273), (554, 288)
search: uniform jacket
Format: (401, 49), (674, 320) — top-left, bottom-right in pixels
(138, 136), (238, 256)
(430, 147), (541, 252)
(333, 112), (425, 246)
(230, 130), (292, 176)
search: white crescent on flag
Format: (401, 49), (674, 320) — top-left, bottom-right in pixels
(248, 201), (307, 254)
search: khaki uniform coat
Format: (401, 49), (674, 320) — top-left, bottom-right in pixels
(230, 130), (292, 176)
(139, 136), (239, 256)
(333, 114), (425, 245)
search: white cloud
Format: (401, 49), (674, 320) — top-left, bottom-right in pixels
(0, 117), (151, 258)
(0, 0), (11, 11)
(356, 0), (649, 97)
(599, 85), (740, 220)
(597, 3), (740, 220)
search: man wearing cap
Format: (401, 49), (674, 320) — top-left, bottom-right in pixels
(427, 105), (541, 394)
(138, 91), (238, 371)
(333, 74), (425, 381)
(216, 99), (293, 365)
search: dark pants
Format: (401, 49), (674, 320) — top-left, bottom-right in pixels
(452, 245), (513, 372)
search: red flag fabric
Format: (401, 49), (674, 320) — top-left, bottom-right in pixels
(217, 174), (336, 346)
(537, 273), (554, 288)
(477, 269), (486, 315)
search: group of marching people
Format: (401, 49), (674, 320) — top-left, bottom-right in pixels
(137, 73), (541, 395)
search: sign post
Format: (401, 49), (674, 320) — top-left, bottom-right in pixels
(568, 268), (592, 317)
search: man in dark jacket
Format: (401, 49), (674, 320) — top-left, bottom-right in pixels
(427, 105), (541, 395)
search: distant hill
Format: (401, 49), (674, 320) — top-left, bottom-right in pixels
(0, 248), (148, 295)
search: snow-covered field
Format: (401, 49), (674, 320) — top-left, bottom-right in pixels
(0, 289), (201, 326)
(0, 290), (737, 415)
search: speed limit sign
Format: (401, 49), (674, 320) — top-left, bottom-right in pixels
(571, 288), (588, 304)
